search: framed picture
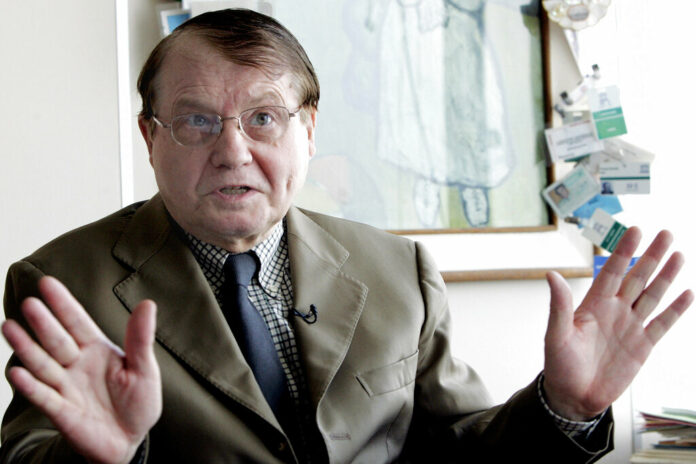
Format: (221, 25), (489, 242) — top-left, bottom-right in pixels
(293, 0), (551, 231)
(278, 1), (589, 279)
(158, 3), (191, 37)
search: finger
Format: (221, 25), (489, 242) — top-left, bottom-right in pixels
(21, 297), (81, 366)
(124, 300), (158, 377)
(644, 289), (694, 345)
(633, 252), (685, 320)
(7, 366), (68, 422)
(591, 227), (642, 298)
(545, 271), (574, 344)
(619, 230), (674, 303)
(37, 276), (104, 346)
(2, 320), (66, 390)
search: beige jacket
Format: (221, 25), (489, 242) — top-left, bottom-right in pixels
(1, 195), (613, 463)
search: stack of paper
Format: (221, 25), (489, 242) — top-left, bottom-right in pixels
(632, 409), (696, 463)
(632, 449), (696, 464)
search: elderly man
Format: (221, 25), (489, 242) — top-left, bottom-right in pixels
(1, 8), (692, 464)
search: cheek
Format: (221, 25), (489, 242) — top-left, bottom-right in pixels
(292, 156), (310, 188)
(153, 153), (177, 185)
(282, 136), (312, 189)
(282, 153), (310, 193)
(255, 146), (300, 191)
(152, 150), (203, 197)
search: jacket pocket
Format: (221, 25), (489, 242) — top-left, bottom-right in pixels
(356, 351), (419, 397)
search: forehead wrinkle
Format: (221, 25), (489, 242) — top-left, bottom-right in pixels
(168, 76), (293, 117)
(243, 88), (287, 108)
(156, 39), (299, 116)
(170, 91), (220, 115)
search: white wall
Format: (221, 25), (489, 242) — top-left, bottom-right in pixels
(1, 2), (694, 463)
(600, 0), (696, 456)
(128, 0), (163, 200)
(0, 0), (122, 415)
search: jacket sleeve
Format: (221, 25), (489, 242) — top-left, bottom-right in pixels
(399, 242), (614, 463)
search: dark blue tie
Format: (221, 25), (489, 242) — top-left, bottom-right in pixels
(223, 252), (289, 417)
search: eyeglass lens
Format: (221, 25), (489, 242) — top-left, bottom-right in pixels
(170, 106), (293, 146)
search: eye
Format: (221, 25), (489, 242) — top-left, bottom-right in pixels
(247, 108), (278, 127)
(185, 113), (214, 128)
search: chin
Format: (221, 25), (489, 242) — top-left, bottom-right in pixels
(217, 218), (270, 243)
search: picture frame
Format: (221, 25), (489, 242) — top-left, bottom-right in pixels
(280, 1), (591, 280)
(157, 3), (191, 37)
(293, 1), (550, 230)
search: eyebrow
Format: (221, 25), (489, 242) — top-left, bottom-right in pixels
(170, 98), (216, 115)
(171, 91), (287, 116)
(244, 90), (285, 108)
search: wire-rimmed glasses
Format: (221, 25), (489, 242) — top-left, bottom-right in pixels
(152, 106), (300, 146)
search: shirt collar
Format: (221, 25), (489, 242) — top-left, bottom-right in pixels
(183, 221), (286, 297)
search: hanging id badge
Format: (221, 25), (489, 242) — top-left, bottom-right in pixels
(588, 86), (628, 139)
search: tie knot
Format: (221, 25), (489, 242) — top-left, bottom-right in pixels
(224, 252), (259, 287)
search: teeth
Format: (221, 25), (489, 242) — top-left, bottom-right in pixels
(220, 186), (249, 195)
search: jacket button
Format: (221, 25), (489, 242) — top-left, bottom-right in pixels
(277, 441), (287, 453)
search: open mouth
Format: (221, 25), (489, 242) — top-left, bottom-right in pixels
(219, 186), (250, 195)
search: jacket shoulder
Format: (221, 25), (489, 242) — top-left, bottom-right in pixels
(297, 208), (415, 250)
(292, 208), (442, 297)
(15, 200), (148, 276)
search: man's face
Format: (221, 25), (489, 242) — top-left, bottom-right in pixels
(139, 38), (316, 252)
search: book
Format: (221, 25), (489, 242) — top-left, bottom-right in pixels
(631, 448), (696, 463)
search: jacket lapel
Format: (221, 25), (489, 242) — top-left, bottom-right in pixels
(111, 195), (278, 425)
(286, 207), (368, 408)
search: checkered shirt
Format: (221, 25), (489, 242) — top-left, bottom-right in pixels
(184, 221), (320, 460)
(538, 374), (604, 438)
(184, 221), (308, 401)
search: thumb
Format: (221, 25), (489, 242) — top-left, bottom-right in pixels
(124, 300), (158, 376)
(545, 271), (574, 343)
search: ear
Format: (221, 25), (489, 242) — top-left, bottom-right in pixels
(137, 115), (155, 167)
(305, 108), (317, 158)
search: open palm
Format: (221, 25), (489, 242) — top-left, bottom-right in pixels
(543, 228), (693, 420)
(1, 276), (162, 464)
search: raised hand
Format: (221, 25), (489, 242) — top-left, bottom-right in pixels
(1, 276), (162, 464)
(542, 227), (694, 421)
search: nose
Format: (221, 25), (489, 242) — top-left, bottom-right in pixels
(209, 117), (253, 168)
